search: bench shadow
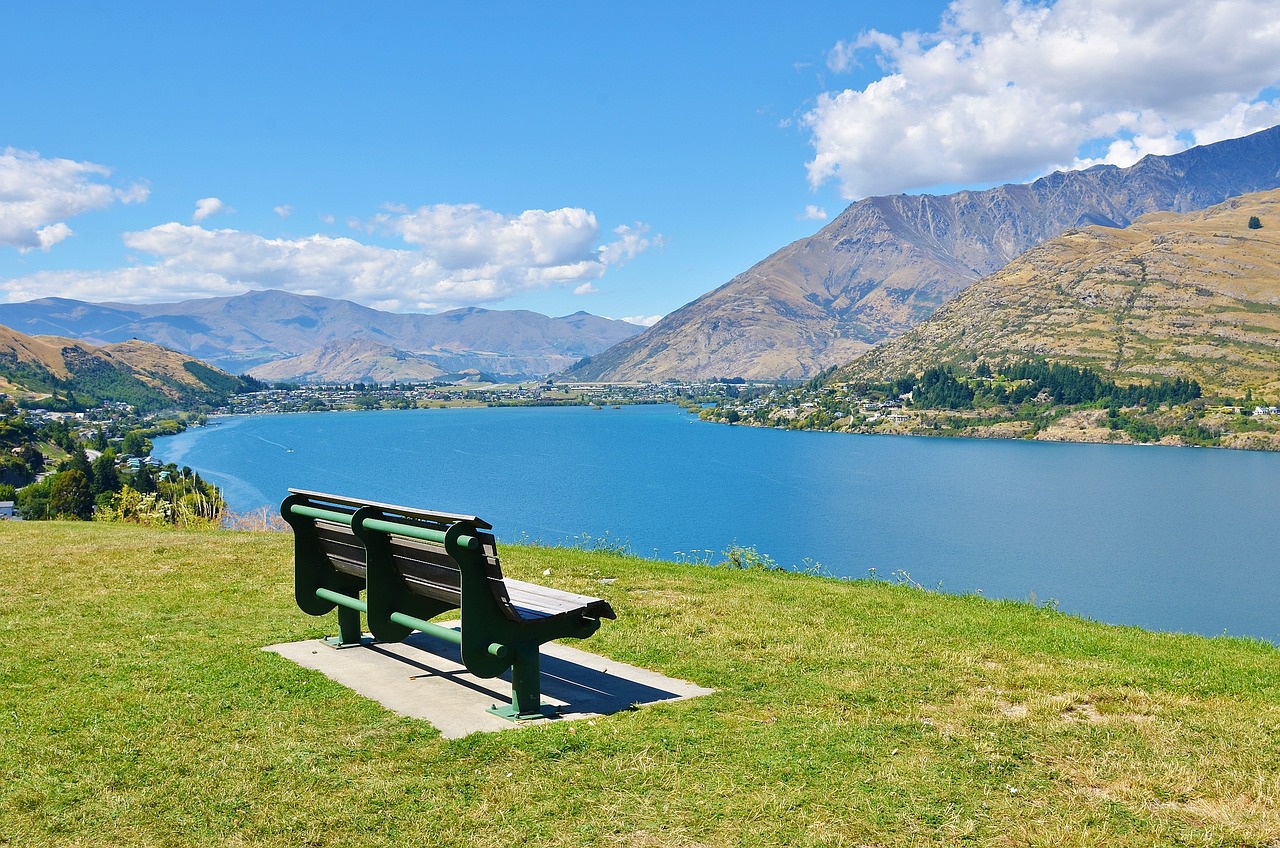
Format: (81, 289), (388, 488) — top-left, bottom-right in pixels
(369, 630), (693, 716)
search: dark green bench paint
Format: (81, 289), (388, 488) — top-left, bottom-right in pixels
(280, 488), (616, 720)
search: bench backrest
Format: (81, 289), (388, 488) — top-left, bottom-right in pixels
(284, 489), (615, 632)
(286, 489), (520, 619)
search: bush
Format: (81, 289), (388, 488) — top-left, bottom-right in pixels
(720, 543), (780, 571)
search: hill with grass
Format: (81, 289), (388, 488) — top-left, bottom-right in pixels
(4, 520), (1279, 846)
(834, 188), (1280, 400)
(0, 324), (256, 411)
(566, 125), (1280, 382)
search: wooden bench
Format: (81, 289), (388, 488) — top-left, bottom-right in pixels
(280, 489), (616, 720)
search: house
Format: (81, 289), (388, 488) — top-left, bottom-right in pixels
(0, 501), (15, 519)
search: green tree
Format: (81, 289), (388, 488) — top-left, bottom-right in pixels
(132, 463), (158, 494)
(15, 444), (43, 473)
(912, 366), (975, 410)
(91, 451), (122, 496)
(1248, 215), (1263, 229)
(61, 445), (93, 484)
(16, 476), (54, 519)
(49, 470), (94, 519)
(121, 430), (152, 457)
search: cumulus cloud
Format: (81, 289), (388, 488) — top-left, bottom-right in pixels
(573, 282), (597, 295)
(1, 203), (659, 311)
(800, 205), (828, 221)
(806, 0), (1280, 198)
(273, 204), (293, 218)
(621, 314), (663, 328)
(598, 223), (662, 264)
(0, 148), (148, 252)
(192, 197), (225, 222)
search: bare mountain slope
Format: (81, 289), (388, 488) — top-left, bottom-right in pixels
(568, 125), (1280, 381)
(0, 291), (643, 378)
(836, 189), (1280, 398)
(247, 339), (448, 384)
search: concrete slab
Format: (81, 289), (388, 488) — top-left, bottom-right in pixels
(265, 626), (714, 738)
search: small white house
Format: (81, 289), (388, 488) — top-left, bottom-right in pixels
(0, 501), (15, 519)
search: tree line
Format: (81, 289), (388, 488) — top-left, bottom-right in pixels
(900, 360), (1201, 411)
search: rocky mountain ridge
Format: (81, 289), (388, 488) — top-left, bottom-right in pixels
(0, 290), (643, 381)
(567, 125), (1280, 381)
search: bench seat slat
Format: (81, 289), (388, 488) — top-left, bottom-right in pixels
(505, 579), (616, 620)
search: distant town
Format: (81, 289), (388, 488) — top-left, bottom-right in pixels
(214, 379), (750, 416)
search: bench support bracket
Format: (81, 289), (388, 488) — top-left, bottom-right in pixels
(488, 643), (556, 721)
(324, 598), (366, 648)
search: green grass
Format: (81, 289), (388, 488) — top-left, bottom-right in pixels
(3, 521), (1280, 847)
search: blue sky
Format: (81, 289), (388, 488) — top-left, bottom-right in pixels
(3, 1), (1279, 325)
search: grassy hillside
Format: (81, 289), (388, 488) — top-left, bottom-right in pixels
(0, 325), (256, 411)
(837, 189), (1280, 399)
(4, 521), (1280, 846)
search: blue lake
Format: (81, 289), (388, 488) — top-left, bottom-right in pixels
(153, 404), (1280, 644)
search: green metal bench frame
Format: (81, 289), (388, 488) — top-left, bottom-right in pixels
(280, 489), (616, 720)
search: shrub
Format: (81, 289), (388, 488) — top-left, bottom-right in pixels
(720, 543), (780, 571)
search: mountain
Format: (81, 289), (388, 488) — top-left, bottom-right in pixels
(0, 291), (644, 380)
(833, 188), (1280, 398)
(567, 125), (1280, 382)
(0, 325), (253, 411)
(247, 338), (449, 384)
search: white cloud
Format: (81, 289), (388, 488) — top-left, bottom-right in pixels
(805, 0), (1280, 198)
(0, 203), (659, 311)
(573, 282), (597, 295)
(800, 205), (828, 221)
(598, 223), (662, 264)
(192, 197), (224, 222)
(0, 148), (148, 252)
(621, 314), (663, 328)
(273, 204), (293, 218)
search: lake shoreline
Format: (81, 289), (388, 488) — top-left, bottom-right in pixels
(209, 397), (1280, 452)
(707, 405), (1280, 452)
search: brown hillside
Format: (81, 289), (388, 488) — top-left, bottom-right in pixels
(100, 339), (219, 390)
(836, 189), (1280, 398)
(0, 324), (243, 408)
(0, 325), (76, 379)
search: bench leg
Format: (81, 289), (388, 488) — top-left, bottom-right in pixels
(324, 596), (365, 648)
(489, 644), (555, 721)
